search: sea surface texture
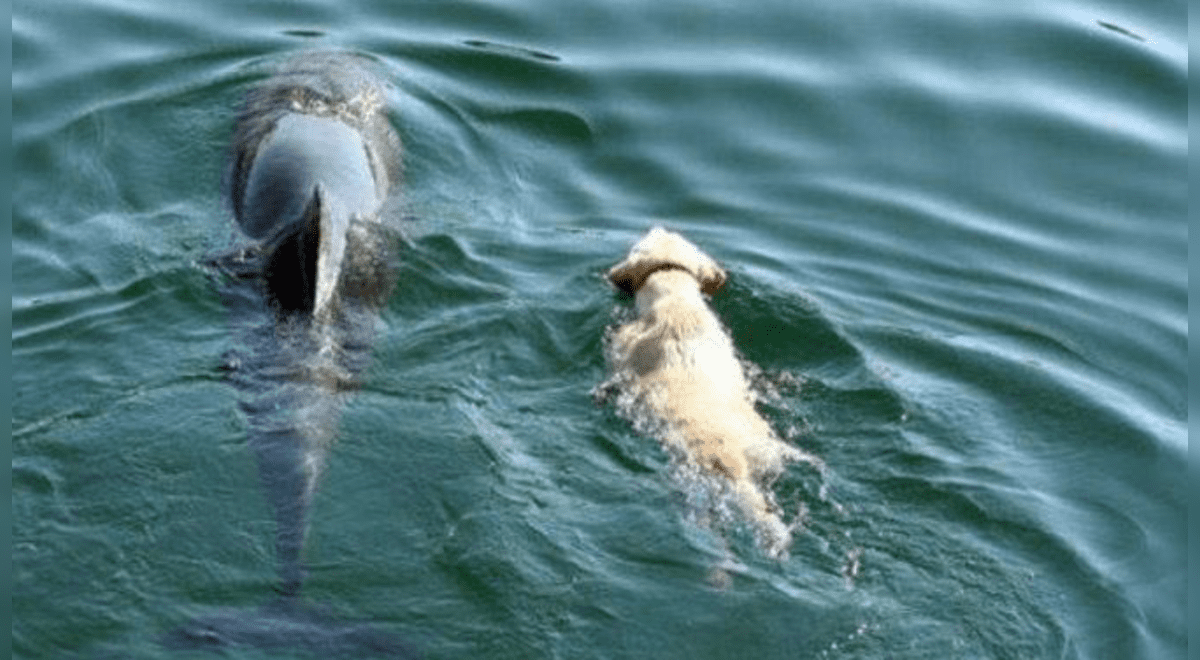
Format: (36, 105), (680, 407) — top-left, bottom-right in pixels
(12, 0), (1186, 658)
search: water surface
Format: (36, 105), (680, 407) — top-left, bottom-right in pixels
(12, 0), (1186, 658)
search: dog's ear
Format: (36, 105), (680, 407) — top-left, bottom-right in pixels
(607, 257), (654, 294)
(695, 262), (727, 296)
(609, 227), (729, 294)
(608, 227), (670, 293)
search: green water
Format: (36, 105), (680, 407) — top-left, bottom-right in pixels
(12, 0), (1186, 658)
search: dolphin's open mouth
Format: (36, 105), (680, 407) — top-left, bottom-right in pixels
(263, 187), (323, 313)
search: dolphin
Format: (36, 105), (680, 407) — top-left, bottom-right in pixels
(174, 52), (415, 657)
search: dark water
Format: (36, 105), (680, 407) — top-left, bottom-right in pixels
(12, 0), (1186, 658)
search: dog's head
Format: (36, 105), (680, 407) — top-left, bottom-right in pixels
(608, 227), (727, 296)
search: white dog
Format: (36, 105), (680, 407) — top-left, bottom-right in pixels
(606, 227), (814, 557)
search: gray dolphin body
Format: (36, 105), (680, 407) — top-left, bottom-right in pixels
(177, 53), (414, 657)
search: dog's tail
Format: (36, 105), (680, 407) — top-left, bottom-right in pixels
(730, 479), (794, 559)
(162, 597), (420, 659)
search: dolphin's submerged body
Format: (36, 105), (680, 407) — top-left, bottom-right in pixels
(170, 53), (414, 657)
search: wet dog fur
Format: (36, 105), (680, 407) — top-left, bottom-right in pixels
(607, 227), (808, 557)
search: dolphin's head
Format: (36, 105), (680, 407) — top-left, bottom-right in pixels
(235, 113), (382, 316)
